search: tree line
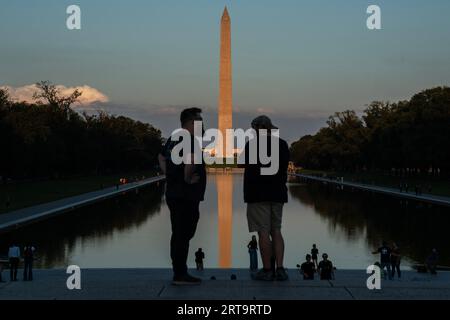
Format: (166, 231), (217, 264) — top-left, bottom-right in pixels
(291, 87), (450, 177)
(0, 81), (163, 180)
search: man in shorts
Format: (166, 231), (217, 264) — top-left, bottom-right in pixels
(242, 115), (290, 281)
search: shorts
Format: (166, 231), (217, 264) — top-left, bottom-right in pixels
(247, 202), (284, 233)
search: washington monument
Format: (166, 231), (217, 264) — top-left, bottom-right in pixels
(217, 8), (233, 269)
(218, 7), (233, 158)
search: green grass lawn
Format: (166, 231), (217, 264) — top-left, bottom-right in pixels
(297, 169), (450, 198)
(0, 170), (156, 214)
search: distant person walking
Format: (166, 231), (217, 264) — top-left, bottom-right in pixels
(8, 244), (20, 281)
(390, 242), (401, 279)
(372, 241), (392, 280)
(241, 116), (290, 281)
(415, 185), (421, 196)
(247, 236), (258, 271)
(23, 244), (35, 281)
(5, 195), (11, 209)
(299, 254), (316, 280)
(0, 262), (4, 283)
(195, 248), (205, 271)
(318, 253), (334, 280)
(158, 108), (206, 285)
(426, 248), (439, 275)
(311, 244), (319, 269)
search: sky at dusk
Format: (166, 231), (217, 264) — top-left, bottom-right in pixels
(1, 0), (450, 141)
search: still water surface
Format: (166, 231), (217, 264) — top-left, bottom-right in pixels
(1, 173), (449, 269)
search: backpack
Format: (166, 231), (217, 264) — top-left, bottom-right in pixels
(24, 246), (34, 258)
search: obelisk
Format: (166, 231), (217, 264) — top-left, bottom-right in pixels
(218, 7), (233, 158)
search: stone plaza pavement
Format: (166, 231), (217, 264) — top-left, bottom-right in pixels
(1, 269), (450, 300)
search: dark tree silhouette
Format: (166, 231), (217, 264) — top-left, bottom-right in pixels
(0, 83), (163, 180)
(33, 81), (82, 111)
(291, 87), (450, 177)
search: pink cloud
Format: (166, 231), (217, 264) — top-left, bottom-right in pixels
(1, 84), (109, 106)
(256, 107), (275, 114)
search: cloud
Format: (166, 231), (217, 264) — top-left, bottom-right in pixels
(255, 107), (275, 114)
(138, 104), (212, 116)
(1, 84), (109, 106)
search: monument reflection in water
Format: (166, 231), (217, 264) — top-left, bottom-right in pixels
(217, 172), (233, 268)
(2, 172), (450, 268)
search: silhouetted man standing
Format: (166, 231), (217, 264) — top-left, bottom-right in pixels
(8, 243), (20, 281)
(372, 241), (392, 280)
(242, 115), (290, 281)
(159, 108), (206, 285)
(23, 244), (35, 281)
(195, 248), (205, 271)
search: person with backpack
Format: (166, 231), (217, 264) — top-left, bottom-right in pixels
(195, 248), (205, 271)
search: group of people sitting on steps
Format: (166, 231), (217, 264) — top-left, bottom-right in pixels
(298, 244), (335, 280)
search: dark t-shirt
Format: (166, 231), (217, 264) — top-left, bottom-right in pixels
(248, 240), (258, 250)
(242, 136), (290, 203)
(311, 248), (319, 259)
(301, 262), (315, 280)
(195, 251), (205, 262)
(378, 246), (391, 263)
(161, 136), (206, 202)
(318, 260), (333, 280)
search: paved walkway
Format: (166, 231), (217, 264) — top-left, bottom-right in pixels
(0, 176), (166, 234)
(293, 174), (450, 207)
(0, 269), (449, 300)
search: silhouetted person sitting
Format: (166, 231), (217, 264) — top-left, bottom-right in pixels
(426, 248), (439, 275)
(318, 253), (334, 280)
(8, 244), (20, 281)
(23, 244), (35, 281)
(299, 254), (316, 280)
(195, 248), (205, 271)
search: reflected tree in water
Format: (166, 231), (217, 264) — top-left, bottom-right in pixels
(0, 183), (164, 268)
(289, 182), (450, 266)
